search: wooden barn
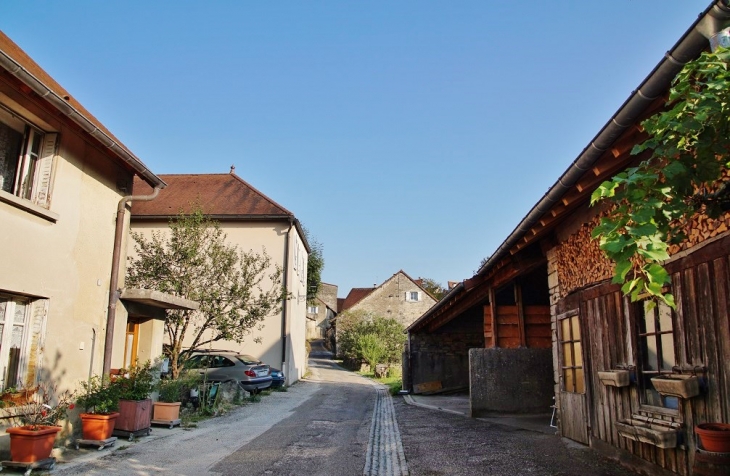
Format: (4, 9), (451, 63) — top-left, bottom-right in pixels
(407, 2), (730, 474)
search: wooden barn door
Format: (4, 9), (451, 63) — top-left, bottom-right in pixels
(557, 309), (590, 444)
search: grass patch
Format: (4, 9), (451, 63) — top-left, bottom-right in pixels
(357, 369), (403, 396)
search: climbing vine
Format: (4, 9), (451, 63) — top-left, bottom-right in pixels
(591, 47), (730, 307)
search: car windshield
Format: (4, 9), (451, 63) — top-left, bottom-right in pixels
(236, 355), (260, 365)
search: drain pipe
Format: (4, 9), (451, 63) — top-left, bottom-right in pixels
(280, 219), (293, 380)
(103, 186), (161, 375)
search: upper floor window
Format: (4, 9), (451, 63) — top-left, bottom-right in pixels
(637, 300), (679, 410)
(0, 105), (57, 208)
(307, 306), (318, 314)
(406, 291), (421, 302)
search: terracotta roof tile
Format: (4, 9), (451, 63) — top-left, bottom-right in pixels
(340, 288), (376, 312)
(131, 173), (293, 218)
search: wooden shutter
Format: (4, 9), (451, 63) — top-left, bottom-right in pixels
(24, 299), (49, 386)
(32, 133), (57, 208)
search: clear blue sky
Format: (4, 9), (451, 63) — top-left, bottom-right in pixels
(2, 1), (710, 297)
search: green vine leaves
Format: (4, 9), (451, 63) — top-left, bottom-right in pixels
(591, 47), (730, 309)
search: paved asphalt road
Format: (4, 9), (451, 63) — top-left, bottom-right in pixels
(51, 343), (634, 475)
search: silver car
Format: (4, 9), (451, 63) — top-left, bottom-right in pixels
(185, 350), (272, 393)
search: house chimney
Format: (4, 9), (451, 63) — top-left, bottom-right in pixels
(230, 165), (235, 174)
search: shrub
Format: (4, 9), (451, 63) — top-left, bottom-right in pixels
(77, 376), (119, 414)
(338, 311), (406, 367)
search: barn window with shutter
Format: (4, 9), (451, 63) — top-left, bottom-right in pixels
(0, 105), (57, 209)
(636, 300), (679, 410)
(559, 313), (585, 394)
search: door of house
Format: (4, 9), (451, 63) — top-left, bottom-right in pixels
(557, 309), (590, 444)
(123, 320), (140, 369)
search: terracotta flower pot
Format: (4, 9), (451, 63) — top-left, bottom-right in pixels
(696, 423), (730, 453)
(80, 412), (119, 440)
(152, 402), (181, 421)
(6, 425), (60, 462)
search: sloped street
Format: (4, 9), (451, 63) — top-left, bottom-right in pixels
(50, 348), (632, 475)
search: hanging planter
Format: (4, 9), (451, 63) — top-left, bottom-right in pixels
(615, 419), (679, 449)
(696, 423), (730, 453)
(598, 370), (630, 387)
(650, 374), (700, 399)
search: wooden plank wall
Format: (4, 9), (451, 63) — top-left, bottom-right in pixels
(525, 306), (551, 348)
(483, 305), (550, 349)
(577, 238), (730, 476)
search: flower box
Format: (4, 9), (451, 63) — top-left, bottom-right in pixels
(650, 374), (700, 399)
(615, 419), (679, 449)
(598, 370), (630, 387)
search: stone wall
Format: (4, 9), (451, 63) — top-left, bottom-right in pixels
(351, 272), (435, 328)
(469, 347), (553, 416)
(407, 311), (483, 392)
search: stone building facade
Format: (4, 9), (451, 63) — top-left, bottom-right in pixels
(341, 270), (437, 328)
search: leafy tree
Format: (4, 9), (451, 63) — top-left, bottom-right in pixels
(419, 278), (447, 300)
(337, 310), (406, 365)
(126, 208), (288, 378)
(356, 334), (386, 369)
(302, 225), (324, 303)
(591, 47), (730, 307)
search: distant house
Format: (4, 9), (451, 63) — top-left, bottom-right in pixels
(406, 3), (730, 475)
(339, 270), (437, 327)
(306, 283), (337, 340)
(0, 29), (191, 439)
(129, 171), (310, 384)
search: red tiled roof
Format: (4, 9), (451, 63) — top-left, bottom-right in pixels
(131, 173), (293, 218)
(340, 288), (376, 312)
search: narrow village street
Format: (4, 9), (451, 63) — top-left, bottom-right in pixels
(47, 343), (632, 476)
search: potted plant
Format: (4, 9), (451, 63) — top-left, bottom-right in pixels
(76, 375), (120, 441)
(112, 361), (155, 434)
(152, 377), (185, 423)
(5, 383), (74, 462)
(0, 386), (38, 407)
(695, 423), (730, 453)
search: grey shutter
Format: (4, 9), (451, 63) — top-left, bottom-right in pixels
(32, 133), (57, 208)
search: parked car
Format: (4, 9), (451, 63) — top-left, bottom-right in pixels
(185, 350), (272, 393)
(269, 367), (285, 388)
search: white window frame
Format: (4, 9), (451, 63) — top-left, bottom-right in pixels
(0, 104), (57, 210)
(0, 293), (33, 390)
(406, 291), (421, 302)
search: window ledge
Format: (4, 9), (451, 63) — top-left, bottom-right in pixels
(0, 190), (58, 223)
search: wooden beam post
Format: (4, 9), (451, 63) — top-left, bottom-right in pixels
(515, 283), (526, 347)
(489, 287), (498, 348)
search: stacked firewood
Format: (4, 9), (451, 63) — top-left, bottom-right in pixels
(554, 214), (614, 298)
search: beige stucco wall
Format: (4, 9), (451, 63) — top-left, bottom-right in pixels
(129, 220), (308, 384)
(0, 81), (134, 399)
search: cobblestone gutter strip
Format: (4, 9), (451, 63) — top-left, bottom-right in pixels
(364, 387), (409, 476)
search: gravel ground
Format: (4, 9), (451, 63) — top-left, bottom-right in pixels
(394, 397), (633, 476)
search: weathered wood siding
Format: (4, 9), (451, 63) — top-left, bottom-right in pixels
(484, 305), (550, 349)
(554, 230), (730, 476)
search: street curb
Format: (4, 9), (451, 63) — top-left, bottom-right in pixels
(401, 394), (468, 417)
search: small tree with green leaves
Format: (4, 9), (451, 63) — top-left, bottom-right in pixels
(127, 208), (288, 378)
(591, 47), (730, 307)
(356, 334), (386, 369)
(337, 310), (406, 366)
(302, 225), (324, 303)
(419, 278), (447, 300)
